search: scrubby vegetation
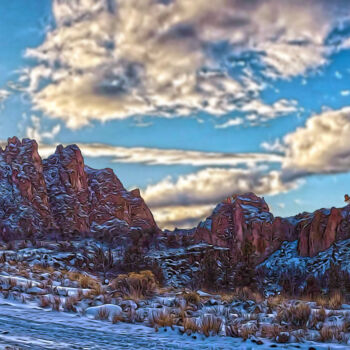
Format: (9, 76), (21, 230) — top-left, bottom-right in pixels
(0, 238), (350, 347)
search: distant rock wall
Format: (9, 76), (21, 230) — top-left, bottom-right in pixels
(0, 137), (159, 240)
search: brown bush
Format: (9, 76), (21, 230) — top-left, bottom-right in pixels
(111, 270), (157, 300)
(261, 324), (283, 339)
(95, 307), (110, 320)
(199, 315), (222, 337)
(148, 308), (175, 329)
(39, 296), (51, 308)
(328, 291), (344, 310)
(277, 302), (311, 329)
(183, 291), (200, 305)
(183, 317), (199, 334)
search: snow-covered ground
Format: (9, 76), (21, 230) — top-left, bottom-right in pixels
(0, 299), (347, 350)
(0, 239), (350, 349)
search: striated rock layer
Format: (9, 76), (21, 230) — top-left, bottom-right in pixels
(0, 137), (159, 240)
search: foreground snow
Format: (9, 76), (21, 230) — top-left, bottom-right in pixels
(0, 299), (347, 350)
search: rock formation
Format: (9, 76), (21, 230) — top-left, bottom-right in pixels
(0, 137), (159, 241)
(194, 193), (297, 262)
(1, 137), (350, 260)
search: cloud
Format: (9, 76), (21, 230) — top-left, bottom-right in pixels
(341, 90), (350, 96)
(151, 204), (213, 229)
(282, 107), (350, 175)
(21, 0), (349, 128)
(0, 89), (10, 107)
(142, 166), (300, 208)
(25, 115), (61, 143)
(0, 137), (283, 168)
(142, 166), (302, 228)
(214, 117), (244, 129)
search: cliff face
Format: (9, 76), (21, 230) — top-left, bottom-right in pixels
(194, 192), (350, 260)
(0, 137), (159, 240)
(194, 193), (297, 261)
(1, 137), (349, 259)
(296, 206), (350, 257)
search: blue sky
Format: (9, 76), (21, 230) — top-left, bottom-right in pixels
(2, 0), (350, 228)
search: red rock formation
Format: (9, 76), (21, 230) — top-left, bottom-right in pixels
(0, 137), (159, 240)
(297, 207), (350, 257)
(194, 193), (296, 262)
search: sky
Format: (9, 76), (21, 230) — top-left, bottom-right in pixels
(2, 0), (350, 229)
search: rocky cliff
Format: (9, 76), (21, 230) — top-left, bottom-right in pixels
(193, 193), (350, 260)
(0, 137), (159, 241)
(194, 193), (297, 262)
(1, 137), (349, 260)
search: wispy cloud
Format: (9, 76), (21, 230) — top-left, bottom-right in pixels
(19, 0), (349, 129)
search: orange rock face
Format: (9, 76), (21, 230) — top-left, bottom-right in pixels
(0, 137), (159, 240)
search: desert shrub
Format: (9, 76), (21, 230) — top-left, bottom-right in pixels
(112, 270), (157, 299)
(64, 296), (78, 312)
(199, 315), (222, 337)
(95, 307), (110, 320)
(183, 317), (199, 334)
(51, 296), (61, 311)
(148, 308), (175, 329)
(78, 274), (98, 289)
(240, 324), (257, 340)
(277, 302), (311, 329)
(183, 291), (200, 305)
(112, 313), (123, 324)
(328, 290), (344, 309)
(261, 324), (283, 339)
(319, 325), (340, 342)
(39, 296), (51, 308)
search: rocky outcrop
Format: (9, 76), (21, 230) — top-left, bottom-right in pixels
(297, 206), (350, 257)
(194, 193), (297, 262)
(0, 137), (159, 240)
(194, 192), (350, 260)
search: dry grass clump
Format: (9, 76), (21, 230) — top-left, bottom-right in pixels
(328, 291), (344, 310)
(267, 295), (285, 310)
(240, 324), (257, 340)
(199, 315), (222, 337)
(319, 324), (341, 342)
(95, 307), (110, 320)
(183, 291), (200, 305)
(183, 317), (200, 334)
(148, 308), (175, 329)
(112, 313), (123, 324)
(64, 296), (78, 312)
(51, 296), (61, 311)
(8, 278), (17, 289)
(112, 270), (157, 300)
(39, 296), (51, 308)
(277, 302), (311, 329)
(260, 324), (283, 339)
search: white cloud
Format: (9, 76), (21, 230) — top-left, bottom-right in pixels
(0, 89), (10, 107)
(341, 90), (350, 96)
(261, 139), (286, 153)
(21, 0), (348, 128)
(25, 115), (61, 143)
(1, 139), (282, 168)
(151, 204), (213, 230)
(142, 166), (300, 208)
(283, 107), (350, 175)
(214, 118), (244, 129)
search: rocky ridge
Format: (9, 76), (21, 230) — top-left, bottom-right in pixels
(0, 137), (159, 241)
(0, 137), (349, 261)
